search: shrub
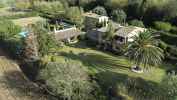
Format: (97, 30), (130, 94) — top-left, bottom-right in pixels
(154, 21), (172, 32)
(38, 61), (102, 100)
(128, 19), (145, 27)
(0, 19), (21, 57)
(27, 22), (57, 57)
(14, 1), (30, 10)
(160, 73), (177, 100)
(170, 26), (177, 34)
(159, 41), (168, 51)
(65, 7), (84, 28)
(0, 12), (38, 20)
(92, 6), (107, 16)
(111, 8), (127, 24)
(35, 1), (65, 21)
(124, 78), (162, 100)
(160, 32), (177, 46)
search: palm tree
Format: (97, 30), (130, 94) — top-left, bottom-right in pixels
(127, 31), (164, 70)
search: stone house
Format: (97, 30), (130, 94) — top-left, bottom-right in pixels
(87, 24), (146, 45)
(53, 22), (82, 43)
(84, 12), (109, 31)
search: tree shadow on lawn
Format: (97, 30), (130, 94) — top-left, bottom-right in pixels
(95, 71), (165, 100)
(2, 70), (56, 100)
(67, 41), (90, 49)
(59, 51), (130, 72)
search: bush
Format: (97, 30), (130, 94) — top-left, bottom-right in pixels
(160, 73), (177, 100)
(65, 7), (84, 28)
(170, 26), (177, 34)
(35, 1), (65, 21)
(92, 6), (107, 16)
(38, 61), (101, 100)
(154, 21), (172, 32)
(111, 8), (127, 24)
(0, 12), (38, 20)
(159, 41), (168, 51)
(128, 19), (145, 27)
(160, 32), (177, 46)
(0, 19), (21, 57)
(14, 1), (30, 11)
(26, 22), (57, 57)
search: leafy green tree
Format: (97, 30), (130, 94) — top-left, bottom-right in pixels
(129, 19), (145, 27)
(35, 1), (65, 21)
(105, 0), (128, 9)
(128, 0), (170, 22)
(163, 0), (177, 21)
(29, 21), (57, 56)
(38, 61), (95, 100)
(65, 7), (84, 28)
(111, 8), (127, 24)
(127, 31), (164, 69)
(92, 6), (107, 16)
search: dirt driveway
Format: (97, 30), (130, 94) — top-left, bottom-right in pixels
(0, 49), (49, 100)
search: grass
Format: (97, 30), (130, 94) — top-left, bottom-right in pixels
(45, 42), (173, 99)
(12, 16), (45, 27)
(48, 42), (170, 83)
(0, 7), (25, 16)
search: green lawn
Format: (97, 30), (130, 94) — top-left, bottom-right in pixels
(45, 42), (173, 99)
(12, 16), (44, 27)
(48, 42), (170, 84)
(0, 7), (25, 16)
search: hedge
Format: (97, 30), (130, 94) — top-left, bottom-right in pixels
(160, 32), (177, 46)
(0, 11), (38, 20)
(154, 21), (172, 32)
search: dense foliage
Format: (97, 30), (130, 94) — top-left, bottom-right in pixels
(0, 19), (21, 57)
(2, 0), (177, 100)
(154, 21), (172, 32)
(160, 72), (177, 100)
(92, 6), (107, 16)
(35, 1), (65, 21)
(111, 8), (127, 24)
(65, 7), (84, 28)
(28, 22), (57, 57)
(38, 61), (105, 100)
(129, 19), (145, 27)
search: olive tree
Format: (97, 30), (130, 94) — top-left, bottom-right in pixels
(27, 21), (57, 57)
(38, 61), (95, 100)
